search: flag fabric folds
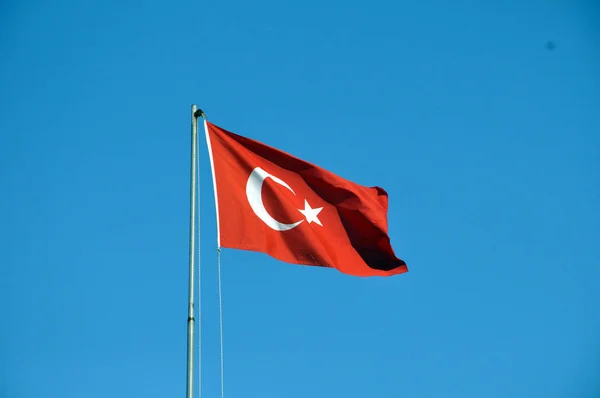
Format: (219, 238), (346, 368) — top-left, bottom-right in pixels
(204, 121), (407, 277)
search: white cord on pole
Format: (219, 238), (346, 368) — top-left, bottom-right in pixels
(198, 114), (224, 398)
(217, 247), (224, 398)
(196, 128), (202, 398)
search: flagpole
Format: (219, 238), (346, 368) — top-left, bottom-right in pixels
(186, 104), (201, 398)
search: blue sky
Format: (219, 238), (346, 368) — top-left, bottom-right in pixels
(1, 0), (599, 397)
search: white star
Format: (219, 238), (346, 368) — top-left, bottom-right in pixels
(298, 200), (323, 226)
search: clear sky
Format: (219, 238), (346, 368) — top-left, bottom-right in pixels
(1, 0), (599, 397)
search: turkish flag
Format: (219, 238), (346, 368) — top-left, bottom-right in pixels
(204, 121), (407, 277)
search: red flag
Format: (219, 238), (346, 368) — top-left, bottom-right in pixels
(204, 121), (407, 277)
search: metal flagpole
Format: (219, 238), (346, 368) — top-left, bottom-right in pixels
(186, 104), (202, 398)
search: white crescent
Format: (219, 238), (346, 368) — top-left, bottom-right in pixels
(246, 167), (304, 231)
